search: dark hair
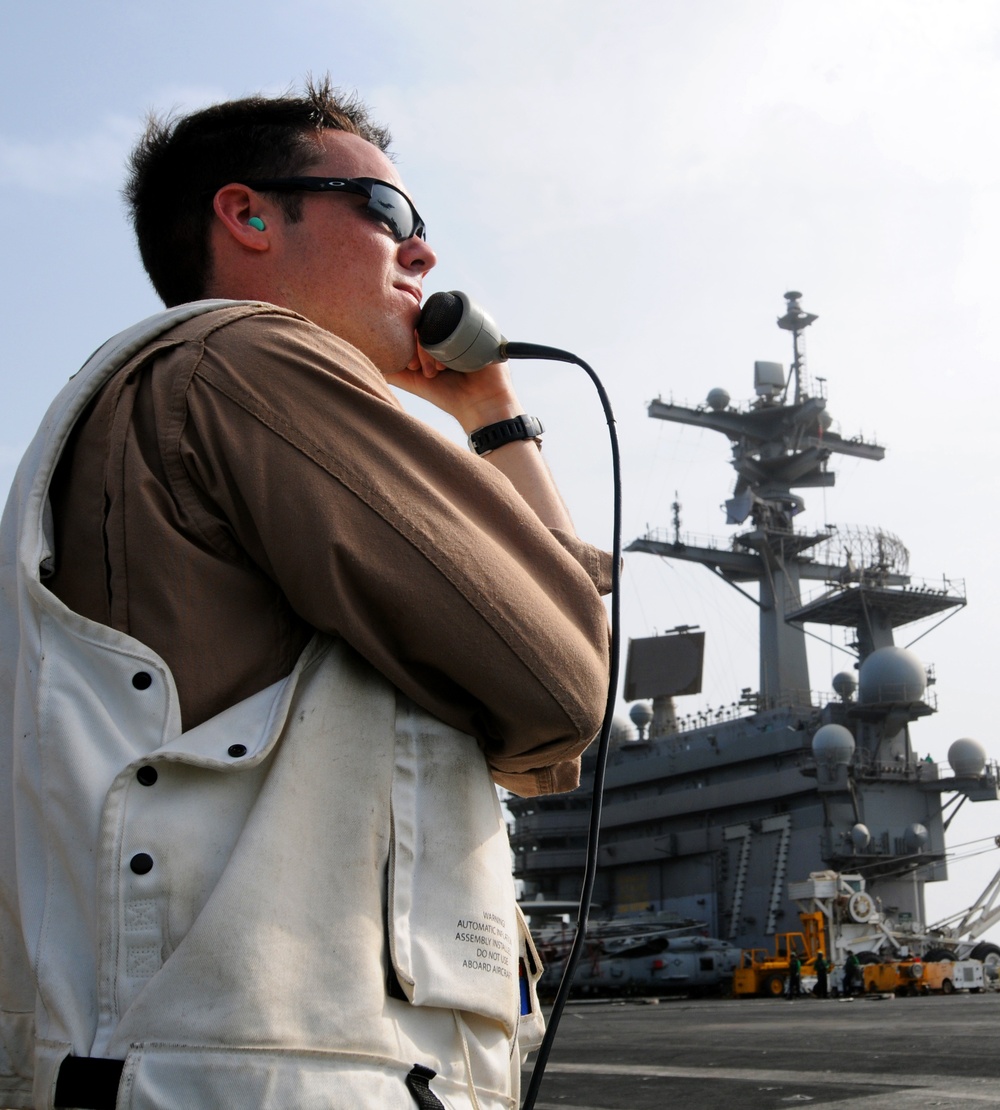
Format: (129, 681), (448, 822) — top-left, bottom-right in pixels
(123, 76), (392, 306)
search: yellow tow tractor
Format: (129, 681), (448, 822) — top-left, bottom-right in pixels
(733, 912), (829, 997)
(861, 957), (926, 995)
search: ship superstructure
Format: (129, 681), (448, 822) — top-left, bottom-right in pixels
(509, 292), (998, 954)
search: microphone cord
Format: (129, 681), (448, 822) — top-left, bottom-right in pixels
(503, 342), (622, 1110)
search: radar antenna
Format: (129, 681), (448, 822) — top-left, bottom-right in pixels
(777, 290), (819, 404)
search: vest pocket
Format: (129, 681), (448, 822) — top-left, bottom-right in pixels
(514, 905), (545, 1054)
(387, 700), (520, 1035)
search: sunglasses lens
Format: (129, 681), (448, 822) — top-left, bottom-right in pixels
(368, 182), (423, 241)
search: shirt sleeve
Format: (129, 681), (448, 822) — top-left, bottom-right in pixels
(176, 312), (611, 796)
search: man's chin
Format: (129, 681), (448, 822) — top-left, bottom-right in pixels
(373, 337), (419, 380)
(335, 329), (413, 379)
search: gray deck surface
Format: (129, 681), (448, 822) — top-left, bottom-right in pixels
(522, 992), (1000, 1108)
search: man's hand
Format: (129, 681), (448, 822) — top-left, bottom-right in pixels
(384, 339), (522, 435)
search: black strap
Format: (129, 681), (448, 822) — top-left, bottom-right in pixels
(54, 1056), (125, 1109)
(56, 1052), (449, 1108)
(468, 414), (544, 455)
(405, 1064), (446, 1109)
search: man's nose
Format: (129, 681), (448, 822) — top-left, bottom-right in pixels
(401, 236), (437, 272)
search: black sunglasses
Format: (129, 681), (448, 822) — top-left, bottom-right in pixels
(240, 176), (426, 242)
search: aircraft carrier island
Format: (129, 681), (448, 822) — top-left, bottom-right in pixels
(509, 293), (1000, 992)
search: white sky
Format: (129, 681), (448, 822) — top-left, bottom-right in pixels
(3, 0), (1000, 935)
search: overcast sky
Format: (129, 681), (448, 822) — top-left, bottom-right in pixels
(3, 0), (999, 933)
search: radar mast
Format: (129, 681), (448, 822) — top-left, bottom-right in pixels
(627, 291), (901, 701)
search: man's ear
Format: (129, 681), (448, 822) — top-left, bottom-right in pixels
(213, 185), (271, 252)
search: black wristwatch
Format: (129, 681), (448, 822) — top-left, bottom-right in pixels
(468, 415), (544, 456)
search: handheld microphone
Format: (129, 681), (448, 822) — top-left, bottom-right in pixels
(417, 290), (508, 371)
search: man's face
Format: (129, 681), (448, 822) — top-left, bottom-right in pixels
(267, 130), (437, 375)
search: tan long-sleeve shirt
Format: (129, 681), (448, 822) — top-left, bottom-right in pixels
(47, 303), (611, 795)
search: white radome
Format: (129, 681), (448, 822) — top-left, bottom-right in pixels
(812, 723), (856, 766)
(948, 737), (987, 778)
(858, 646), (926, 704)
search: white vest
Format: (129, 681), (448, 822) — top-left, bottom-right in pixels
(0, 303), (543, 1110)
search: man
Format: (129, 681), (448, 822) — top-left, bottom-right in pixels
(787, 954), (802, 999)
(844, 951), (862, 996)
(813, 952), (830, 999)
(0, 79), (610, 1109)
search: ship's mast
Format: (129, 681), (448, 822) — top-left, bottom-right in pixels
(627, 292), (886, 704)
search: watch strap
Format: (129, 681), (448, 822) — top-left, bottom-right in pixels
(468, 415), (544, 456)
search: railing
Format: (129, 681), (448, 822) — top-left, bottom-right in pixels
(617, 695), (829, 745)
(633, 526), (730, 552)
(635, 526), (966, 604)
(622, 686), (950, 747)
(791, 575), (966, 610)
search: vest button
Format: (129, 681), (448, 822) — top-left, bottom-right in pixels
(227, 744), (247, 758)
(132, 672), (153, 690)
(136, 765), (158, 786)
(129, 853), (154, 875)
